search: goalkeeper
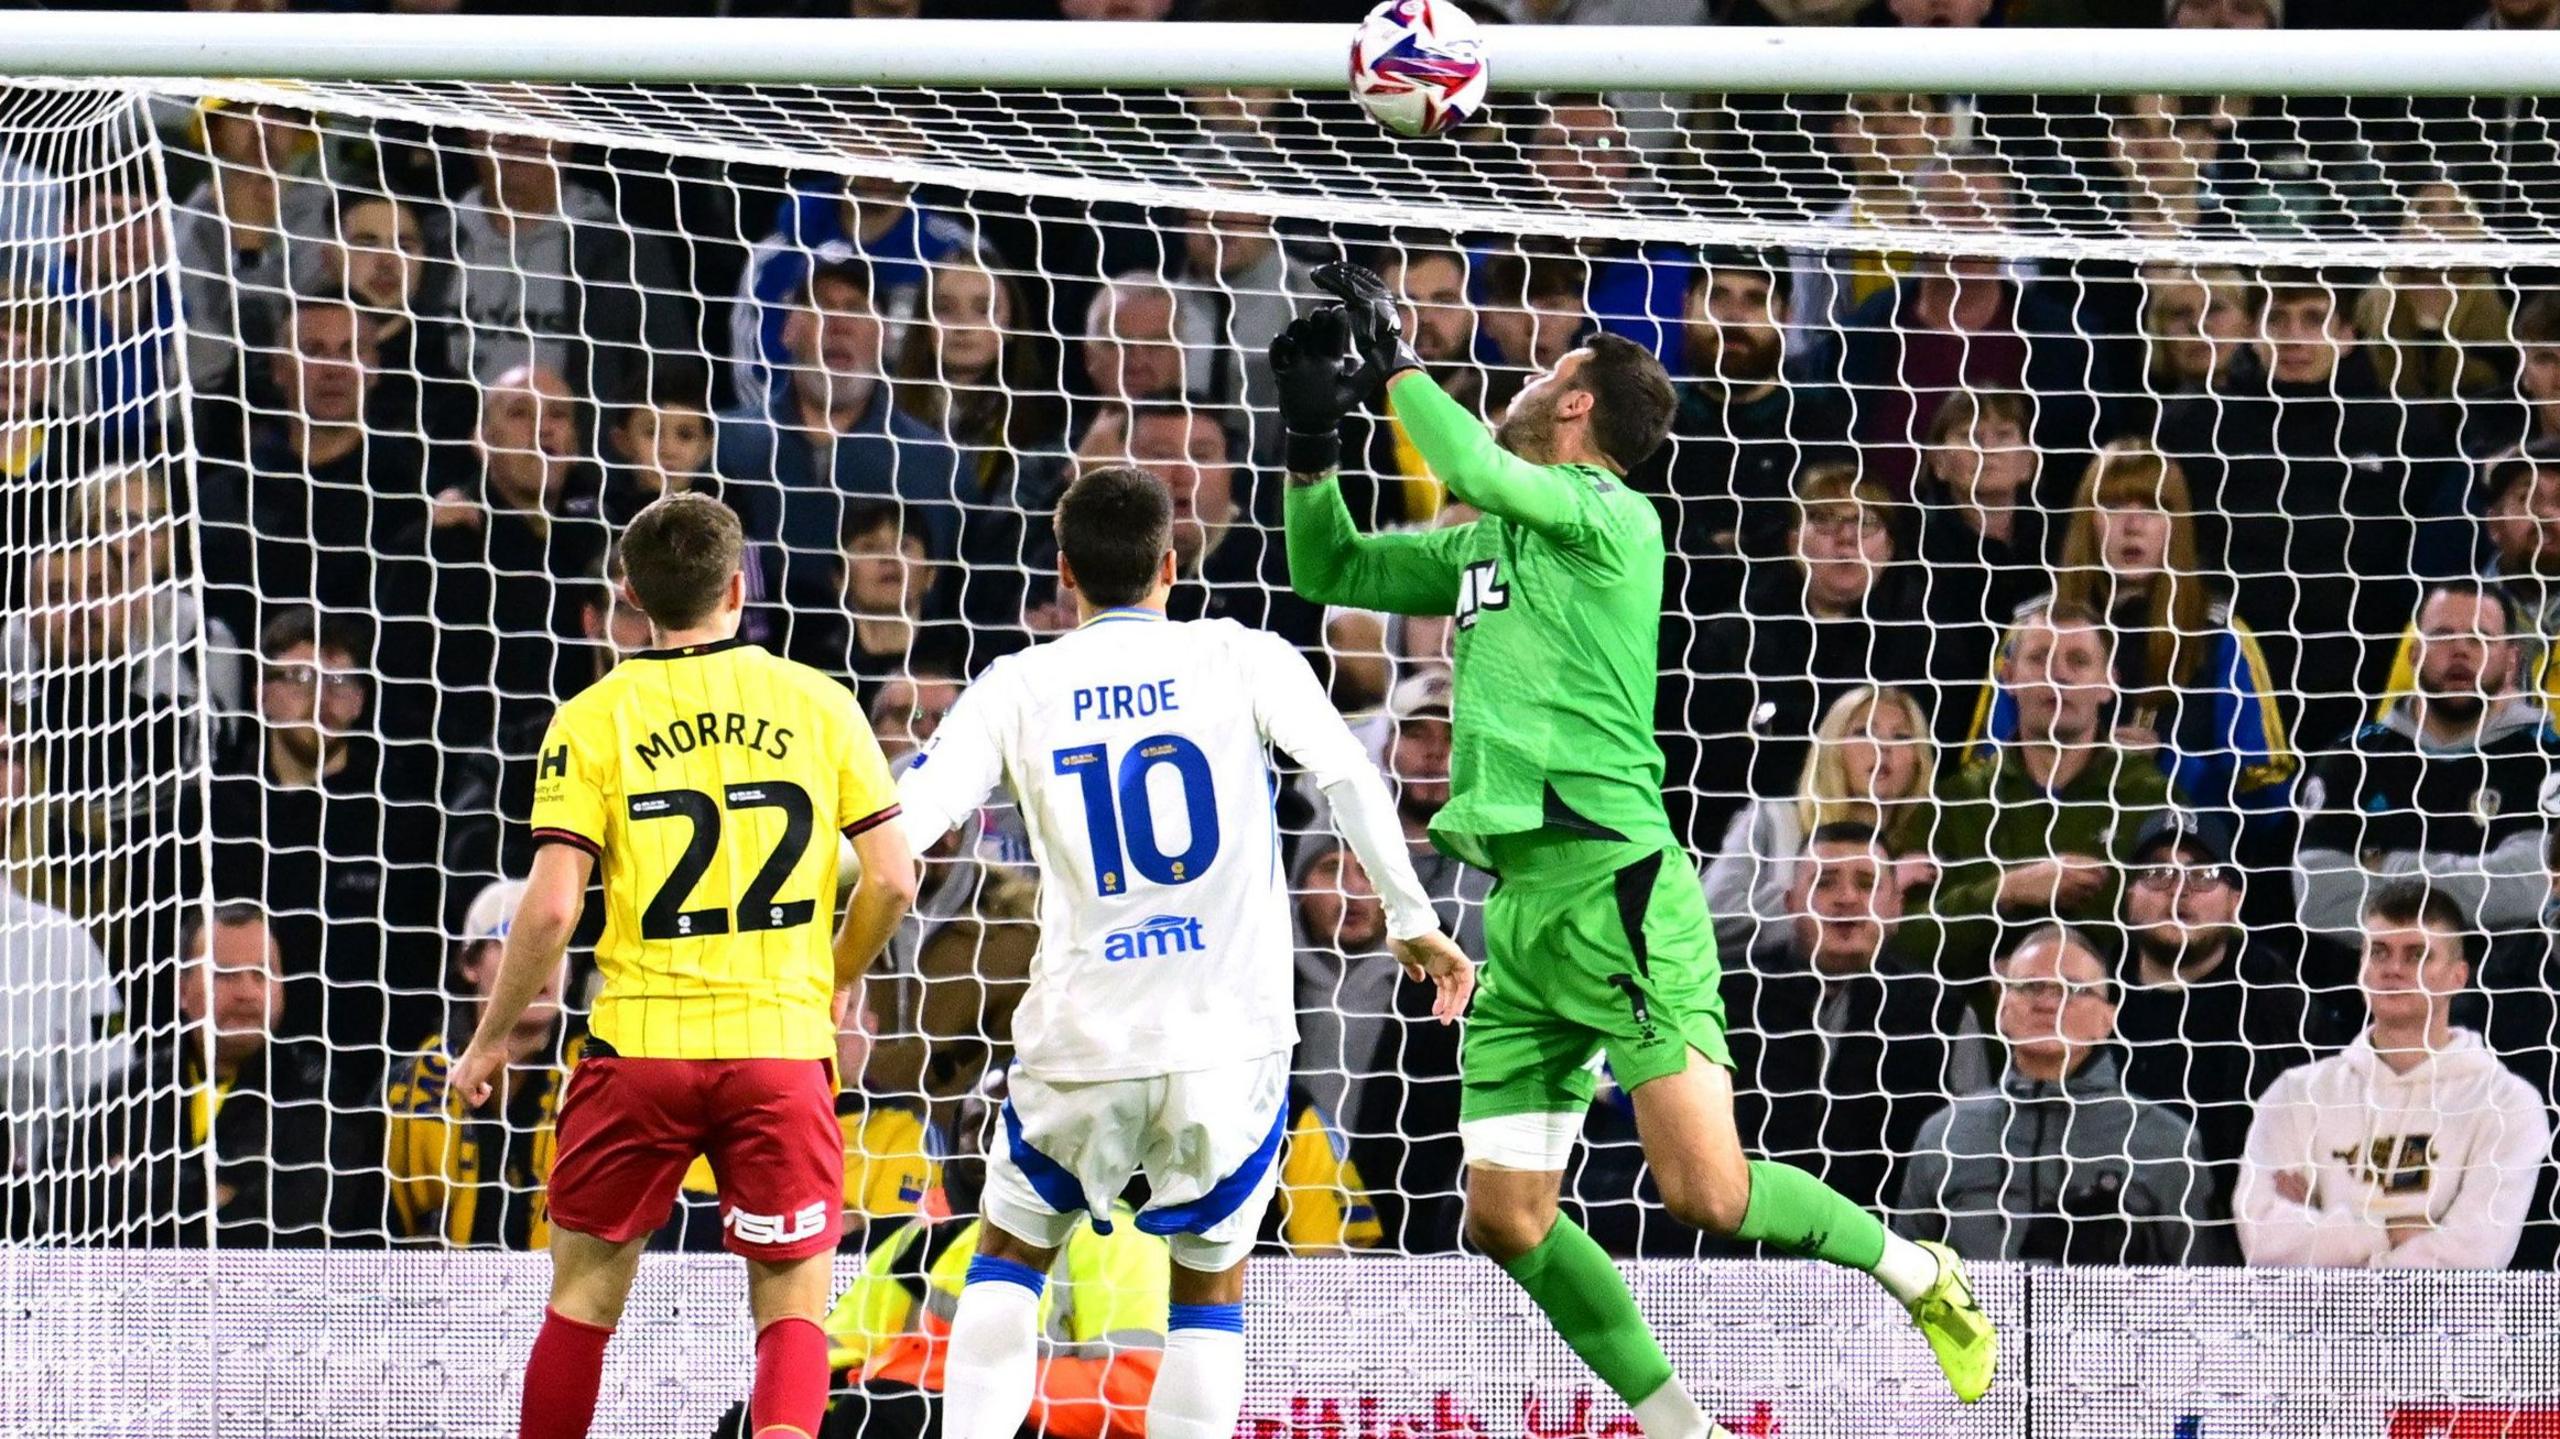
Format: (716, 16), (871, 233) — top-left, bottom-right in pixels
(1270, 264), (1998, 1426)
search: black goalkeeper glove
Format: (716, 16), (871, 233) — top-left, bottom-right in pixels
(1268, 305), (1378, 476)
(1312, 260), (1426, 382)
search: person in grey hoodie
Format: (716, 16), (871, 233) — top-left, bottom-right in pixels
(2296, 582), (2556, 951)
(1898, 923), (2231, 1265)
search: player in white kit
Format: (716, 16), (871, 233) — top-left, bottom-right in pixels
(895, 464), (1474, 1439)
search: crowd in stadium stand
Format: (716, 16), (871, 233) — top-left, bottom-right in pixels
(9, 0), (2560, 1331)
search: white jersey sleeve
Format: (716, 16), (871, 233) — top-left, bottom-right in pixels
(895, 662), (1012, 852)
(1240, 628), (1440, 943)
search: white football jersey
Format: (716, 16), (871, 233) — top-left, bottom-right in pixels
(897, 610), (1436, 1082)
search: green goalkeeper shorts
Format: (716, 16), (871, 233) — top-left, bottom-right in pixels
(1460, 841), (1731, 1124)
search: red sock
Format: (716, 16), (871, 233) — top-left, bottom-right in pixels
(519, 1307), (615, 1439)
(749, 1316), (831, 1439)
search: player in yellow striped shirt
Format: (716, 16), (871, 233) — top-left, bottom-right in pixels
(454, 492), (918, 1439)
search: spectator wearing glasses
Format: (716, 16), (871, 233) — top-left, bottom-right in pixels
(2112, 812), (2313, 1182)
(2295, 582), (2555, 953)
(1897, 924), (2225, 1266)
(2237, 881), (2550, 1270)
(211, 607), (450, 1096)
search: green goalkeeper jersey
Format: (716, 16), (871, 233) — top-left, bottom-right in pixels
(1284, 371), (1676, 873)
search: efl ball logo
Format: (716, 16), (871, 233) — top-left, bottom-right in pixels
(1350, 0), (1490, 140)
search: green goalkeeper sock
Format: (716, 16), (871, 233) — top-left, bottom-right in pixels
(1497, 1215), (1674, 1406)
(1734, 1159), (1888, 1272)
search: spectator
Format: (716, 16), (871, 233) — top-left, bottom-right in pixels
(1168, 207), (1313, 455)
(1910, 390), (2052, 696)
(200, 290), (432, 644)
(2160, 269), (2468, 748)
(784, 500), (966, 709)
(2115, 263), (2258, 439)
(1784, 91), (1952, 367)
(2112, 811), (2312, 1179)
(1972, 441), (2296, 827)
(10, 521), (238, 985)
(1292, 839), (1395, 1144)
(1704, 683), (1937, 963)
(170, 101), (333, 401)
(406, 358), (609, 764)
(87, 905), (329, 1248)
(63, 164), (183, 461)
(210, 606), (450, 1091)
(730, 174), (976, 414)
(381, 877), (581, 1248)
(318, 188), (469, 441)
(1514, 97), (1696, 366)
(2374, 445), (2560, 717)
(1118, 402), (1320, 649)
(2237, 881), (2550, 1270)
(719, 247), (961, 601)
(892, 252), (1069, 655)
(1833, 157), (2107, 495)
(0, 710), (128, 1241)
(1474, 247), (1590, 416)
(2480, 291), (2560, 460)
(0, 276), (61, 489)
(2296, 582), (2555, 949)
(1643, 250), (1854, 621)
(2094, 92), (2233, 240)
(1075, 275), (1191, 446)
(869, 670), (962, 768)
(2352, 181), (2517, 407)
(1371, 667), (1493, 960)
(1726, 821), (1978, 1218)
(1898, 924), (2225, 1265)
(446, 130), (692, 408)
(1932, 602), (2171, 961)
(1683, 463), (1936, 848)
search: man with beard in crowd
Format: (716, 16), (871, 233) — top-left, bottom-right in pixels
(2112, 812), (2313, 1193)
(2297, 582), (2555, 961)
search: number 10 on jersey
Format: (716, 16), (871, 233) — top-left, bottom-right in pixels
(1051, 734), (1220, 896)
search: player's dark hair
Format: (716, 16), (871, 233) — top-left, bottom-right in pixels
(1573, 332), (1677, 473)
(1054, 464), (1171, 609)
(618, 490), (743, 631)
(2364, 877), (2472, 951)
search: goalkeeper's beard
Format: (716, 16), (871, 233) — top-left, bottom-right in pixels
(1494, 390), (1559, 464)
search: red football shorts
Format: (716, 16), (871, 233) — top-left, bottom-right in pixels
(547, 1052), (844, 1260)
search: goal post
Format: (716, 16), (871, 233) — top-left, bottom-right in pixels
(9, 16), (2560, 1434)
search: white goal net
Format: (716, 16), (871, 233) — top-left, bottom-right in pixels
(10, 20), (2560, 1434)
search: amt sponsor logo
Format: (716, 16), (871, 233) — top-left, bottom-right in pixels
(1104, 914), (1207, 961)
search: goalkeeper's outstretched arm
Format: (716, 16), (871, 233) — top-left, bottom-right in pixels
(1281, 466), (1470, 617)
(1385, 368), (1605, 545)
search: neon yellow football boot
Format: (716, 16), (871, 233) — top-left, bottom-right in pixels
(1906, 1239), (1997, 1403)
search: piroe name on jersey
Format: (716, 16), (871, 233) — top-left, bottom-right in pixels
(1073, 679), (1180, 722)
(628, 710), (796, 772)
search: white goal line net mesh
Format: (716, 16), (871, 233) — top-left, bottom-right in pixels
(6, 49), (2560, 1433)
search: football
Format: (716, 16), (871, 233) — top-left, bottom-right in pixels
(1349, 0), (1490, 140)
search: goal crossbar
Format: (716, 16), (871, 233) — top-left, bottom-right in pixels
(3, 13), (2560, 96)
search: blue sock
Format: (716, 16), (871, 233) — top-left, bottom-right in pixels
(965, 1255), (1047, 1297)
(1166, 1301), (1244, 1334)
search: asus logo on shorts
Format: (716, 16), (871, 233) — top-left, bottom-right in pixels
(724, 1200), (829, 1247)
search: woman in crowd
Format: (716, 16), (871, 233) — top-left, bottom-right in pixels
(1971, 440), (2296, 829)
(2353, 177), (2517, 410)
(1911, 390), (2052, 699)
(892, 248), (1068, 664)
(1702, 683), (1938, 962)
